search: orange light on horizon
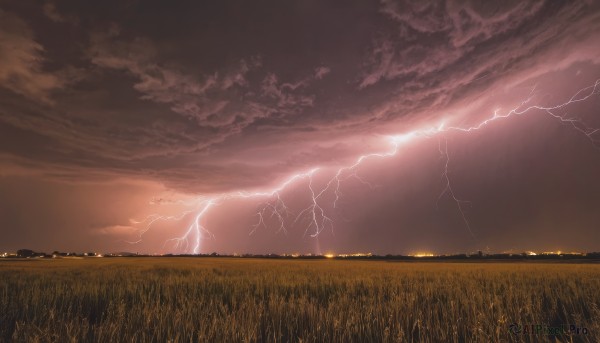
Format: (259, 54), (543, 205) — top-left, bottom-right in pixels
(411, 252), (435, 257)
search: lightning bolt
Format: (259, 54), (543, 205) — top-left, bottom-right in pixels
(163, 200), (214, 254)
(437, 137), (473, 237)
(131, 78), (600, 254)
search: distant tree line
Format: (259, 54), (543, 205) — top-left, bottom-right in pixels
(13, 249), (98, 258)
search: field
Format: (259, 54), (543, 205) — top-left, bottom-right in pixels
(1, 258), (599, 342)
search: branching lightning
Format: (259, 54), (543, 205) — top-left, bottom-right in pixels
(131, 79), (600, 253)
(437, 137), (473, 237)
(163, 200), (215, 254)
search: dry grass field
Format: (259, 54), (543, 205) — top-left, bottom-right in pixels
(1, 258), (598, 342)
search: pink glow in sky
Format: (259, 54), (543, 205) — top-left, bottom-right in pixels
(1, 1), (600, 254)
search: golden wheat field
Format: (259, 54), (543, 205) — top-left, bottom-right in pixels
(0, 258), (598, 342)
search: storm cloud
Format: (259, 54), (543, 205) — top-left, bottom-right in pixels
(0, 1), (599, 254)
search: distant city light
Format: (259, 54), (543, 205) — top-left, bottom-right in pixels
(410, 253), (435, 258)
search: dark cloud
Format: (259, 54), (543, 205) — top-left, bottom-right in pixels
(88, 29), (264, 127)
(0, 10), (68, 101)
(42, 3), (64, 23)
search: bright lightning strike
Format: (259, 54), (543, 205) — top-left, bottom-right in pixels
(132, 79), (600, 254)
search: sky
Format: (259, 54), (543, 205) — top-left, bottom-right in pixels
(1, 0), (599, 255)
